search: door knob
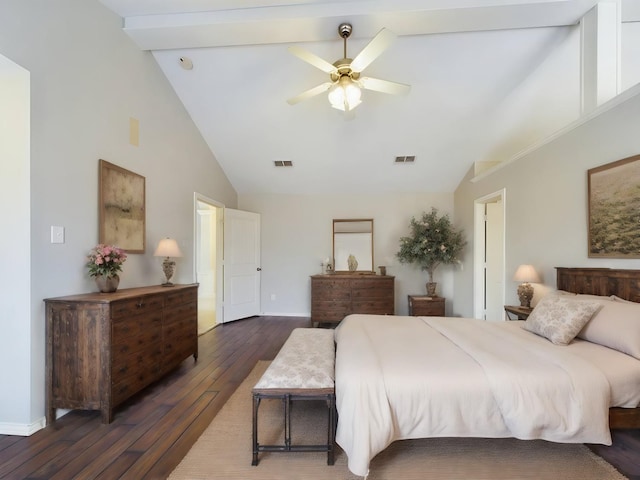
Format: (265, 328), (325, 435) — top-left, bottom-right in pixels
(257, 267), (262, 271)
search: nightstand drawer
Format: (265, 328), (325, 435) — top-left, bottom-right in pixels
(408, 295), (445, 316)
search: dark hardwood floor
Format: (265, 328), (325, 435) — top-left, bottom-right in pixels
(1, 315), (639, 479)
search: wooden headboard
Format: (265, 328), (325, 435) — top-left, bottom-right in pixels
(556, 267), (640, 303)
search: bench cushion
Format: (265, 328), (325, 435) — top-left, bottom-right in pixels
(253, 328), (335, 391)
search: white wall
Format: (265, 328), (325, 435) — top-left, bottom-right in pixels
(453, 84), (640, 318)
(239, 192), (463, 317)
(0, 0), (237, 433)
(0, 55), (31, 433)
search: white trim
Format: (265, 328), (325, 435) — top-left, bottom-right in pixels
(260, 312), (310, 317)
(0, 417), (46, 436)
(193, 192), (225, 332)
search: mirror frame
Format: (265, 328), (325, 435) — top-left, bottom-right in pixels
(332, 218), (374, 274)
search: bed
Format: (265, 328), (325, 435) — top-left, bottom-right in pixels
(334, 267), (640, 477)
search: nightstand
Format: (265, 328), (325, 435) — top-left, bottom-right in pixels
(408, 295), (445, 316)
(504, 305), (533, 320)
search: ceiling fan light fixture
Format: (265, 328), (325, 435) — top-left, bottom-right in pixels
(328, 76), (361, 112)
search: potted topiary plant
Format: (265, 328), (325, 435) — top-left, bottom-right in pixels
(396, 208), (466, 296)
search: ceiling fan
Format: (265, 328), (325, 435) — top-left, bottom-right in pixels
(287, 23), (411, 112)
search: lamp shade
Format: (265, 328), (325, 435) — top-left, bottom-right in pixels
(513, 264), (540, 283)
(154, 238), (182, 258)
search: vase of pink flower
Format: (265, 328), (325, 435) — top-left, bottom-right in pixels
(87, 244), (127, 293)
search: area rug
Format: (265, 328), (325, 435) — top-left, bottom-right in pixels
(168, 362), (627, 480)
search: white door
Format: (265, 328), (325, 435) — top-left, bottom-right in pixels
(485, 201), (505, 320)
(223, 208), (261, 322)
(473, 189), (506, 320)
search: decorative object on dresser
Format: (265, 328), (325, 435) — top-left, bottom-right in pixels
(154, 237), (183, 286)
(86, 244), (127, 293)
(396, 208), (466, 296)
(310, 274), (394, 324)
(408, 295), (445, 316)
(347, 254), (358, 271)
(333, 219), (373, 273)
(504, 304), (533, 320)
(99, 159), (146, 253)
(513, 264), (540, 308)
(45, 284), (198, 424)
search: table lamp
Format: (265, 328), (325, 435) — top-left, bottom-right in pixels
(513, 264), (540, 308)
(154, 238), (183, 286)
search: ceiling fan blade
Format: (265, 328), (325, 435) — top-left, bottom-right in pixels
(288, 46), (337, 74)
(359, 77), (411, 96)
(287, 82), (333, 105)
(350, 28), (397, 73)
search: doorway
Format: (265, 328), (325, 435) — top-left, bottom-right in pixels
(194, 194), (224, 334)
(473, 189), (506, 320)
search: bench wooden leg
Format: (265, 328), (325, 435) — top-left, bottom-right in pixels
(252, 394), (261, 466)
(327, 394), (336, 465)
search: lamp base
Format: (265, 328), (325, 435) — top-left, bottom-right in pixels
(517, 282), (534, 308)
(161, 282), (175, 287)
(161, 258), (176, 287)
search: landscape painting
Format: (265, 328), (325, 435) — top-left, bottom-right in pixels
(588, 155), (640, 258)
(99, 159), (146, 253)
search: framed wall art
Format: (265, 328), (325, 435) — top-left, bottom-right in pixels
(99, 159), (146, 253)
(588, 154), (640, 258)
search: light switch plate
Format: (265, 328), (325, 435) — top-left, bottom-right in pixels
(51, 226), (64, 244)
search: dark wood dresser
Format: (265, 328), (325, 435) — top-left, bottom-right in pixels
(311, 274), (395, 324)
(45, 284), (198, 424)
(408, 295), (445, 316)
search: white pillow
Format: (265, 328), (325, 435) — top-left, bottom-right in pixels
(523, 294), (602, 345)
(577, 299), (640, 359)
(610, 295), (635, 304)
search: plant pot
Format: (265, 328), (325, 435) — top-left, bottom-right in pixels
(426, 281), (437, 297)
(95, 274), (120, 293)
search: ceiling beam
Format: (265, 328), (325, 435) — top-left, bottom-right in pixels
(100, 0), (604, 50)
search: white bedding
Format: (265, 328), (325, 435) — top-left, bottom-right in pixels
(334, 314), (633, 478)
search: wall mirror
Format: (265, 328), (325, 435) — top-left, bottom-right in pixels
(333, 219), (374, 273)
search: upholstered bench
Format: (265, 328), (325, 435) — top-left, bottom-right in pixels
(251, 328), (336, 466)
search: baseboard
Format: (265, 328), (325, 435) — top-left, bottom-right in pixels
(0, 417), (46, 436)
(259, 312), (310, 317)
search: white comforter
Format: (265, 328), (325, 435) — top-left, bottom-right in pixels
(334, 315), (612, 477)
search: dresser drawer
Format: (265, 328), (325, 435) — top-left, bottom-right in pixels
(164, 302), (197, 323)
(311, 278), (351, 298)
(111, 347), (163, 384)
(112, 365), (162, 406)
(351, 299), (394, 314)
(165, 287), (197, 307)
(112, 312), (162, 355)
(408, 296), (445, 316)
(111, 295), (164, 319)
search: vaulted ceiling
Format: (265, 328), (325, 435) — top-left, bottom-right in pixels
(98, 0), (640, 195)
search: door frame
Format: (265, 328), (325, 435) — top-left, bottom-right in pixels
(473, 189), (506, 320)
(193, 192), (224, 331)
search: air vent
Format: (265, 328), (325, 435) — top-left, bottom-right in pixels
(394, 156), (415, 163)
(274, 160), (293, 167)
